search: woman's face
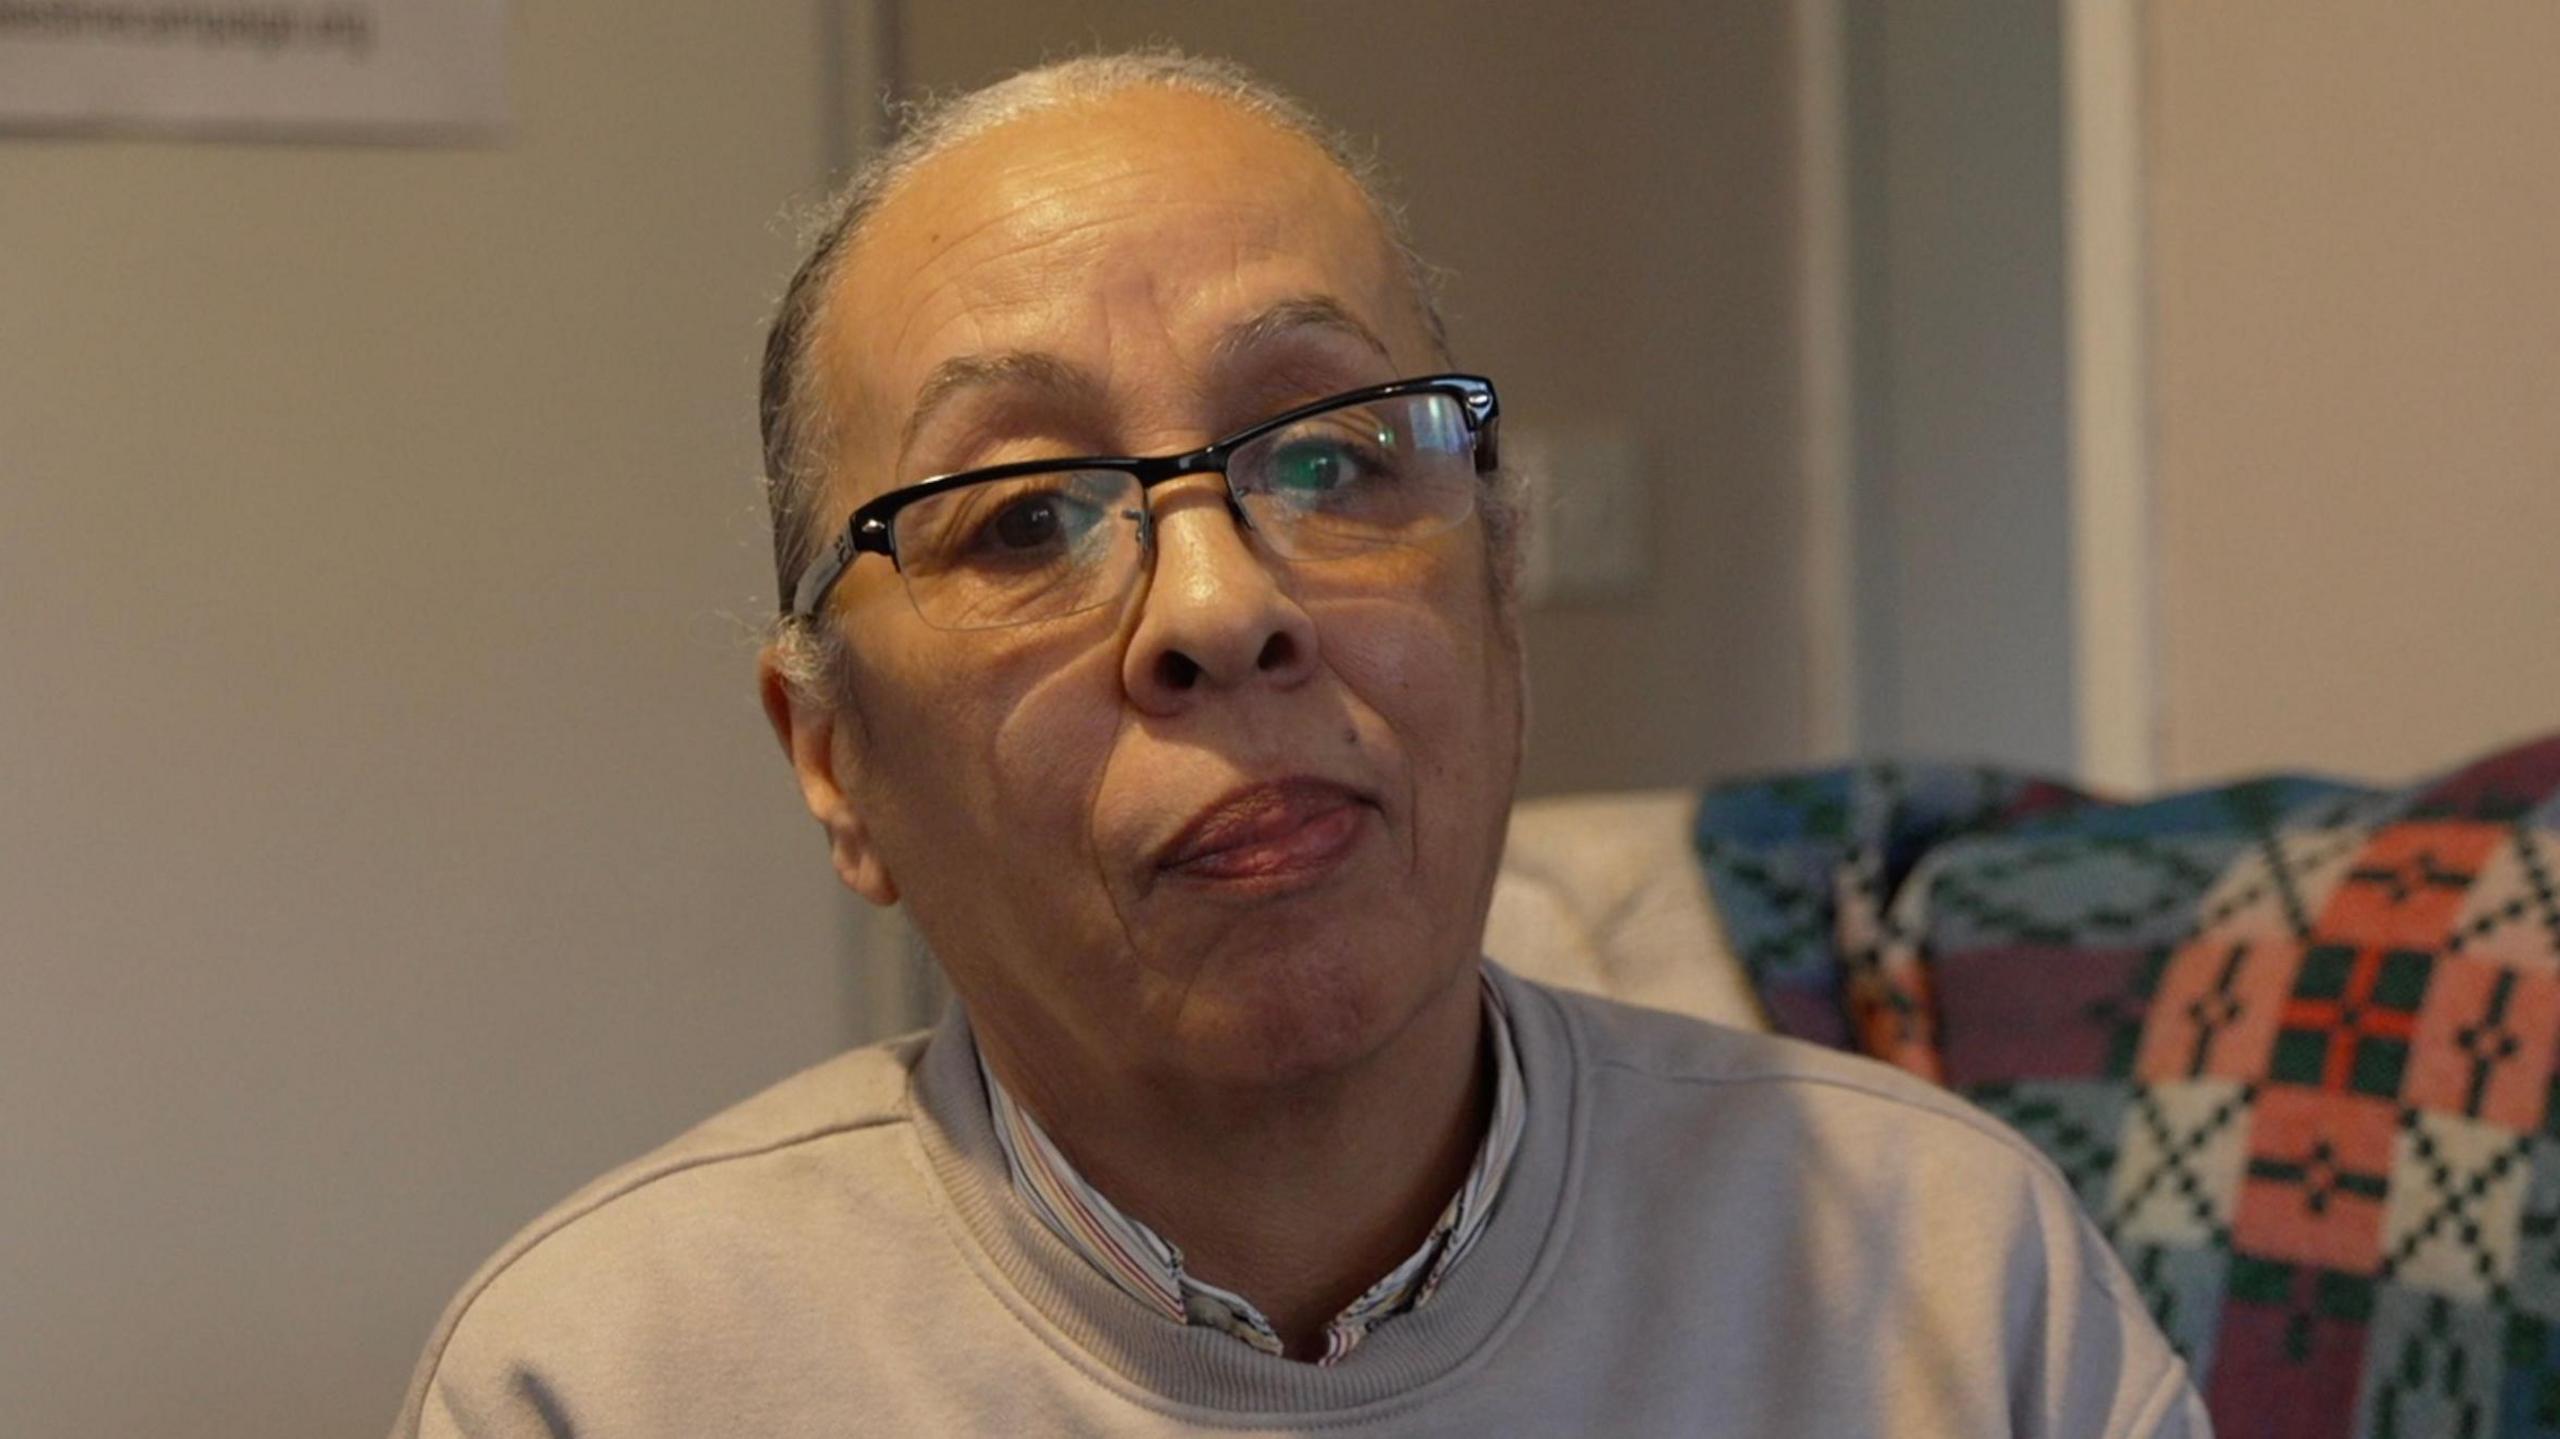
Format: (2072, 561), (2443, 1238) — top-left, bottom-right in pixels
(774, 88), (1524, 1109)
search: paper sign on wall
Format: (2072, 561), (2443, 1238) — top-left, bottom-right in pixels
(0, 0), (507, 139)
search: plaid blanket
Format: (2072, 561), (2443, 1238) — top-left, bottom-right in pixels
(1695, 733), (2560, 1438)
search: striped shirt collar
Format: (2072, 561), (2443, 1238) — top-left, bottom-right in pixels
(977, 969), (1527, 1365)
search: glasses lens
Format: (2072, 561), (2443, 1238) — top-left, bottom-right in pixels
(891, 469), (1145, 630)
(1229, 391), (1478, 558)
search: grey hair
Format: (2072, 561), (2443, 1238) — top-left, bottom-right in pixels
(759, 48), (1521, 697)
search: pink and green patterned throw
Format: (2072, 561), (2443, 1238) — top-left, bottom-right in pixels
(1696, 733), (2560, 1438)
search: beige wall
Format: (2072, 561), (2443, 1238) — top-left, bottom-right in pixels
(0, 8), (849, 1436)
(2146, 1), (2560, 784)
(1843, 0), (2078, 774)
(899, 0), (1815, 796)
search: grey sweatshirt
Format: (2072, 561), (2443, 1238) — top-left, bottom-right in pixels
(395, 965), (2209, 1436)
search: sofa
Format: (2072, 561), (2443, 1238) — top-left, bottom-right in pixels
(1486, 731), (2560, 1439)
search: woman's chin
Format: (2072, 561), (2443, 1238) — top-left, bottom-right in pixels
(1149, 940), (1473, 1092)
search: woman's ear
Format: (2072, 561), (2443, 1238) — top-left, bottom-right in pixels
(759, 650), (900, 906)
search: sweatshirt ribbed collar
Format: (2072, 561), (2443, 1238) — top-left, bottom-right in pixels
(903, 961), (1583, 1418)
(975, 970), (1528, 1364)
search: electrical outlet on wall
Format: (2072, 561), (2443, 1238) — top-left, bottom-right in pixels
(1513, 424), (1651, 606)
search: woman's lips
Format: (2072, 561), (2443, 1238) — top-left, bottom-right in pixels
(1156, 780), (1372, 885)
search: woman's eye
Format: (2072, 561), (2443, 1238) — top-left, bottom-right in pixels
(958, 485), (1113, 564)
(987, 495), (1067, 550)
(1268, 438), (1371, 493)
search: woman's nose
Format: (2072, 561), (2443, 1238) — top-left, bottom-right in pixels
(1118, 479), (1320, 714)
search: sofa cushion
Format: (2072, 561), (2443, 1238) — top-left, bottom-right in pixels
(1486, 791), (1762, 1031)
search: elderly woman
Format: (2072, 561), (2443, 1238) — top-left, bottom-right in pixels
(395, 53), (2205, 1437)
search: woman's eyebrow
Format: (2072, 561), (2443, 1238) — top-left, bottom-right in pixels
(1213, 294), (1393, 366)
(898, 350), (1095, 461)
(895, 297), (1388, 463)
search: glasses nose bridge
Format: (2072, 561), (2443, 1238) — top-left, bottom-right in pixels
(1133, 440), (1257, 539)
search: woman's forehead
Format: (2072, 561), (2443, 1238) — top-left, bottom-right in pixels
(819, 91), (1428, 466)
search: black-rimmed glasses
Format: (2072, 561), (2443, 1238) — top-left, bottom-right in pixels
(785, 374), (1501, 631)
